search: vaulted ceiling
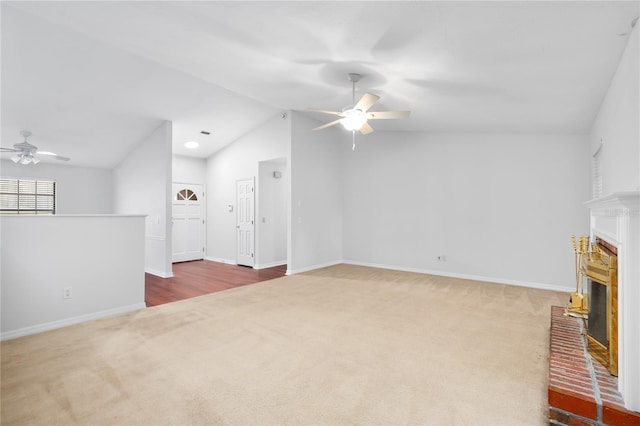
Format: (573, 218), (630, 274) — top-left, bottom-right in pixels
(2, 1), (638, 169)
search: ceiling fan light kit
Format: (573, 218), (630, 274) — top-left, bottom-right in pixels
(1, 130), (70, 165)
(341, 108), (368, 131)
(12, 153), (40, 165)
(308, 73), (410, 150)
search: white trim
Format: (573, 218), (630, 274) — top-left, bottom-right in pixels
(584, 191), (640, 213)
(172, 180), (206, 186)
(204, 256), (236, 265)
(254, 260), (287, 270)
(592, 227), (619, 246)
(200, 257), (284, 270)
(145, 268), (173, 278)
(0, 303), (146, 341)
(344, 260), (569, 292)
(286, 260), (343, 276)
(292, 260), (569, 293)
(171, 182), (207, 263)
(585, 191), (640, 411)
(236, 177), (255, 267)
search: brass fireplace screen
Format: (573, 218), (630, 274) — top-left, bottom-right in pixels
(586, 238), (618, 376)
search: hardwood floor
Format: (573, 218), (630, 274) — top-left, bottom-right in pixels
(145, 260), (287, 307)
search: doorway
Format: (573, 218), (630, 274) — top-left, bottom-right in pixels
(258, 158), (287, 268)
(172, 183), (205, 263)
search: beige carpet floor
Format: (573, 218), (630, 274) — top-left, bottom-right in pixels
(1, 264), (567, 425)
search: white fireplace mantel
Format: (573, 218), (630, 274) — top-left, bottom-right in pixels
(585, 191), (640, 412)
(584, 191), (640, 217)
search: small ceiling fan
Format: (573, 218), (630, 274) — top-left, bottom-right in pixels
(308, 73), (410, 149)
(1, 130), (70, 165)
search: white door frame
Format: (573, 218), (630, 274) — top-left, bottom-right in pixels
(236, 177), (255, 267)
(171, 182), (205, 263)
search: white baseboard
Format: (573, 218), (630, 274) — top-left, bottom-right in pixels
(1, 302), (147, 341)
(204, 256), (237, 265)
(204, 257), (285, 270)
(342, 260), (571, 293)
(254, 260), (287, 270)
(286, 260), (343, 276)
(145, 268), (173, 278)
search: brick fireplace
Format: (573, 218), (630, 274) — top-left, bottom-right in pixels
(583, 192), (640, 413)
(549, 191), (640, 423)
(548, 306), (639, 424)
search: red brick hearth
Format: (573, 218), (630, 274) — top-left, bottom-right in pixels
(548, 306), (640, 425)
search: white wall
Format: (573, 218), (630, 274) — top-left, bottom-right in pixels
(205, 113), (290, 264)
(289, 112), (344, 273)
(172, 154), (206, 185)
(205, 110), (593, 291)
(0, 160), (113, 213)
(587, 22), (640, 412)
(0, 215), (146, 340)
(342, 132), (591, 290)
(113, 121), (173, 277)
(589, 24), (639, 193)
(257, 158), (287, 268)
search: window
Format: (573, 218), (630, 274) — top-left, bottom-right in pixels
(0, 177), (57, 215)
(176, 189), (198, 201)
(592, 141), (603, 199)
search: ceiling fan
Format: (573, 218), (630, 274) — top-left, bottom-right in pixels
(308, 73), (410, 149)
(1, 130), (70, 165)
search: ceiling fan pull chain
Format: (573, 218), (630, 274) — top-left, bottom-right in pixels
(352, 130), (356, 151)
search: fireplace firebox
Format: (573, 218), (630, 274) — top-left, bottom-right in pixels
(586, 237), (618, 376)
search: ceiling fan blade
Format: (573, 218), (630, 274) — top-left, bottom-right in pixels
(0, 147), (20, 153)
(354, 93), (380, 112)
(37, 151), (71, 161)
(359, 122), (374, 135)
(307, 108), (343, 116)
(367, 110), (411, 120)
(312, 119), (342, 131)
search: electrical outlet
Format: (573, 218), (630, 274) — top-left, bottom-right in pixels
(63, 287), (72, 299)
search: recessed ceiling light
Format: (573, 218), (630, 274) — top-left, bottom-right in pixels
(185, 141), (199, 149)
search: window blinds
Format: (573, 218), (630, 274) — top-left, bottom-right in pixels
(0, 177), (56, 214)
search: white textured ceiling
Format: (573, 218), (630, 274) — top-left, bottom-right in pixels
(2, 1), (638, 169)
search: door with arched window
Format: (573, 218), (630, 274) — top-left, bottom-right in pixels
(172, 183), (205, 262)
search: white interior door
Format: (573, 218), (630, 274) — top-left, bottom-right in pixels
(172, 183), (204, 263)
(236, 178), (254, 267)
